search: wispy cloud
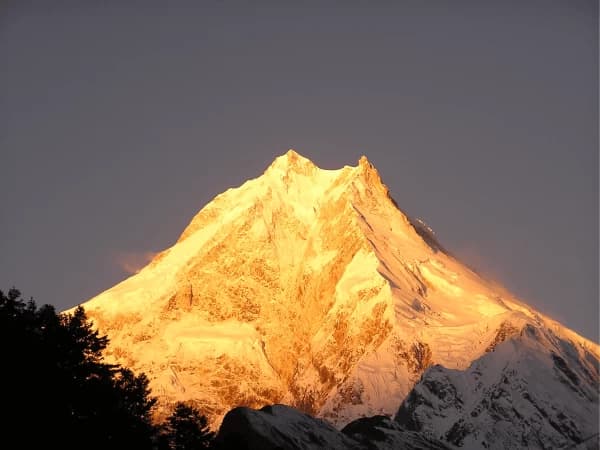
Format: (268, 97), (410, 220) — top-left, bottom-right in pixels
(115, 250), (157, 275)
(453, 243), (502, 281)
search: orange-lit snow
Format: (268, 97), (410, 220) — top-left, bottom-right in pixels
(73, 150), (599, 428)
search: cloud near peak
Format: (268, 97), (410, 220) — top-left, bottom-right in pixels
(115, 250), (157, 274)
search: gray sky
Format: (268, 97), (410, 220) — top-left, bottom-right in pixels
(1, 1), (598, 341)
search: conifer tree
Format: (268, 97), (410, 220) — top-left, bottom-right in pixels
(162, 402), (215, 450)
(0, 288), (157, 449)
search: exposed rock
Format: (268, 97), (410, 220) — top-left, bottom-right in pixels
(394, 327), (599, 449)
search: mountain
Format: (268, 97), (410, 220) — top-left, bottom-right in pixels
(395, 323), (599, 449)
(75, 150), (598, 446)
(213, 321), (599, 450)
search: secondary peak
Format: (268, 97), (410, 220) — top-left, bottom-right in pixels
(358, 155), (373, 168)
(356, 154), (385, 188)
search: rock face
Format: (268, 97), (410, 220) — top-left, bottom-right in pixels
(76, 150), (599, 440)
(212, 323), (599, 450)
(215, 405), (359, 450)
(214, 404), (451, 450)
(395, 323), (599, 449)
(212, 322), (599, 450)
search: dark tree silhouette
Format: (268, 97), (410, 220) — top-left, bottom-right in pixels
(0, 288), (157, 449)
(162, 402), (215, 450)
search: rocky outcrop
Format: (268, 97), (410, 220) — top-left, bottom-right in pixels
(214, 404), (450, 450)
(395, 326), (599, 449)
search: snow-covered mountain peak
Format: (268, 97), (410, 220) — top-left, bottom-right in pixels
(395, 320), (599, 449)
(353, 154), (390, 196)
(357, 154), (380, 178)
(74, 151), (598, 436)
(264, 150), (386, 193)
(267, 149), (317, 175)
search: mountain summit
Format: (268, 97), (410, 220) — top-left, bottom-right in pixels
(77, 151), (598, 448)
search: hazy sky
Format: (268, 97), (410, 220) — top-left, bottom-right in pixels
(1, 1), (597, 341)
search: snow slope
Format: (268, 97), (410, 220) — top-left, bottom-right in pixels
(396, 323), (599, 449)
(213, 323), (598, 449)
(74, 150), (599, 433)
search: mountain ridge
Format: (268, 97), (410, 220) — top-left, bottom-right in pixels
(72, 150), (598, 442)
